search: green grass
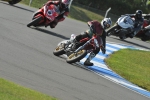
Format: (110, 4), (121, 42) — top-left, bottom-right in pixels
(105, 49), (150, 91)
(0, 78), (57, 100)
(68, 4), (104, 22)
(69, 3), (119, 23)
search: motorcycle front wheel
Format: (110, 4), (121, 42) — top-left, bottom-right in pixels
(66, 50), (87, 64)
(27, 16), (43, 27)
(53, 43), (65, 56)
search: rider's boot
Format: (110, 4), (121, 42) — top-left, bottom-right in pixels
(129, 33), (134, 38)
(130, 30), (138, 38)
(84, 52), (95, 66)
(129, 31), (136, 38)
(101, 46), (106, 54)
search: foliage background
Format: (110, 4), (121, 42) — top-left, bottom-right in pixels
(74, 0), (150, 15)
(23, 0), (150, 15)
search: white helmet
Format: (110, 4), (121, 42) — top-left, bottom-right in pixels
(62, 0), (70, 6)
(101, 18), (112, 29)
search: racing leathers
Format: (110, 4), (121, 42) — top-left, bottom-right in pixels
(71, 20), (106, 66)
(122, 14), (144, 38)
(45, 0), (69, 28)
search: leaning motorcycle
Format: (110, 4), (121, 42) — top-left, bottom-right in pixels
(106, 15), (150, 41)
(53, 7), (111, 64)
(53, 34), (102, 64)
(27, 3), (60, 28)
(135, 19), (150, 41)
(106, 15), (134, 40)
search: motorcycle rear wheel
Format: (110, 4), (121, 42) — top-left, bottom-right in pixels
(8, 1), (14, 5)
(141, 35), (150, 41)
(8, 0), (21, 5)
(66, 50), (87, 64)
(27, 16), (43, 27)
(53, 43), (65, 56)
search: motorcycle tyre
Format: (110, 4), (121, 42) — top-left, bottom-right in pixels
(53, 44), (65, 56)
(141, 36), (150, 41)
(27, 16), (43, 27)
(66, 50), (87, 64)
(106, 24), (118, 36)
(8, 0), (21, 5)
(8, 1), (14, 5)
(119, 36), (126, 40)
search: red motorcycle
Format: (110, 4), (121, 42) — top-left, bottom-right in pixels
(27, 3), (60, 27)
(53, 34), (102, 63)
(136, 18), (150, 41)
(53, 7), (111, 63)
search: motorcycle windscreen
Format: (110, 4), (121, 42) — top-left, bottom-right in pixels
(118, 16), (134, 28)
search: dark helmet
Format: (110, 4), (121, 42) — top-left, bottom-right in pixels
(60, 0), (70, 9)
(135, 10), (143, 19)
(62, 0), (70, 7)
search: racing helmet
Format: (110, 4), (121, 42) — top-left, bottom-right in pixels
(101, 18), (112, 29)
(135, 10), (143, 19)
(62, 0), (70, 7)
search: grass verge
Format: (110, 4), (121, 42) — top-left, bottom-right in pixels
(105, 49), (150, 91)
(0, 78), (57, 100)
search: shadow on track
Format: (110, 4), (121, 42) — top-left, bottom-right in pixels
(32, 27), (69, 40)
(70, 62), (93, 72)
(54, 54), (90, 71)
(110, 37), (150, 50)
(0, 1), (35, 13)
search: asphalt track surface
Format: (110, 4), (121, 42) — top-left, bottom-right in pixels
(0, 2), (150, 100)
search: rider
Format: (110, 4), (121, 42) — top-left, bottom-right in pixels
(122, 10), (144, 38)
(70, 18), (112, 66)
(45, 0), (70, 28)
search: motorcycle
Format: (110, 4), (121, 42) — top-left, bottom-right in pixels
(27, 3), (60, 28)
(106, 15), (150, 41)
(1, 0), (21, 5)
(53, 7), (111, 64)
(53, 34), (102, 64)
(136, 19), (150, 41)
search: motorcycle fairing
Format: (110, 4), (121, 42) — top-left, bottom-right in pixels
(44, 4), (60, 21)
(31, 4), (60, 26)
(117, 16), (134, 29)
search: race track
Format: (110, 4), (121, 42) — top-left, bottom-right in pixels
(0, 2), (150, 100)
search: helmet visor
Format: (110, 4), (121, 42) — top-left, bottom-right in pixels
(137, 14), (142, 18)
(104, 22), (110, 28)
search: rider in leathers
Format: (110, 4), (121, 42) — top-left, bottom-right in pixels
(70, 18), (112, 66)
(45, 0), (70, 28)
(122, 10), (144, 38)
